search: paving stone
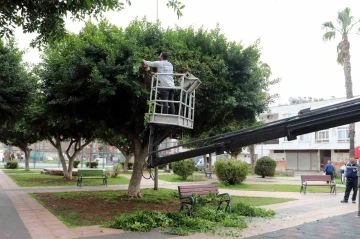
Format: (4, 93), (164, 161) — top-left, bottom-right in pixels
(246, 212), (360, 239)
(0, 187), (31, 239)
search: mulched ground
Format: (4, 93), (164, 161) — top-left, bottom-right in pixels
(33, 191), (180, 226)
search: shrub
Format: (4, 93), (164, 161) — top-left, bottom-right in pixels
(73, 160), (80, 168)
(171, 159), (195, 180)
(255, 156), (276, 178)
(85, 161), (98, 168)
(215, 159), (248, 185)
(111, 163), (122, 178)
(119, 162), (133, 170)
(5, 161), (18, 169)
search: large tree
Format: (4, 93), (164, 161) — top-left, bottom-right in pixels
(36, 48), (99, 179)
(322, 7), (360, 157)
(39, 19), (273, 197)
(0, 0), (184, 47)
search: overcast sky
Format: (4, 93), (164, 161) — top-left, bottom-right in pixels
(15, 0), (360, 105)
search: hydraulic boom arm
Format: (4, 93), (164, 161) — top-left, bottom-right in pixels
(147, 97), (360, 168)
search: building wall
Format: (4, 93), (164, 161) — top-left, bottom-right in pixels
(255, 97), (359, 171)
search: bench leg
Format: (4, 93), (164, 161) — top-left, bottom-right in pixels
(225, 201), (231, 213)
(77, 179), (82, 187)
(300, 185), (303, 193)
(303, 185), (307, 195)
(180, 204), (192, 216)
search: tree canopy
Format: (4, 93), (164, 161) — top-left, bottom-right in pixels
(38, 18), (275, 196)
(0, 0), (184, 47)
(0, 39), (34, 124)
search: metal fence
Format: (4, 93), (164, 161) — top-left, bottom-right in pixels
(1, 147), (127, 170)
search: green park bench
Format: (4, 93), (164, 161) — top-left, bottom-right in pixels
(77, 169), (107, 187)
(177, 184), (231, 215)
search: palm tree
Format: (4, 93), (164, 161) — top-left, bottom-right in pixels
(322, 7), (360, 158)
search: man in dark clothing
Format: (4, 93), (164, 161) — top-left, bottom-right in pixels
(341, 157), (359, 204)
(324, 160), (335, 183)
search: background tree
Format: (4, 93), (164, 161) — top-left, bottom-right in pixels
(0, 39), (33, 125)
(0, 79), (43, 171)
(39, 19), (274, 197)
(99, 129), (134, 171)
(0, 0), (184, 47)
(36, 48), (98, 179)
(322, 7), (360, 157)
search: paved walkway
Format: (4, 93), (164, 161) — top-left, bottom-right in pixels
(0, 170), (359, 239)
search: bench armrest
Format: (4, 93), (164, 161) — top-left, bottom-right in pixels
(102, 174), (107, 178)
(179, 196), (195, 204)
(217, 193), (231, 201)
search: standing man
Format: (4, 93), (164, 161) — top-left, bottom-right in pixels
(143, 52), (175, 114)
(341, 157), (359, 203)
(324, 160), (335, 183)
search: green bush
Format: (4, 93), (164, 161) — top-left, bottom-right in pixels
(73, 160), (80, 168)
(85, 161), (98, 168)
(111, 163), (122, 178)
(5, 161), (19, 169)
(105, 196), (275, 236)
(255, 156), (276, 178)
(119, 162), (133, 170)
(214, 159), (248, 185)
(171, 159), (195, 180)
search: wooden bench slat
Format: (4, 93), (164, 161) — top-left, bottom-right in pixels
(301, 175), (332, 181)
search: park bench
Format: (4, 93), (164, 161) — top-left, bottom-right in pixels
(77, 169), (107, 187)
(300, 175), (336, 195)
(177, 184), (231, 215)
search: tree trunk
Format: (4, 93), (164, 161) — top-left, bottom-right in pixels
(230, 152), (239, 160)
(19, 145), (31, 171)
(56, 146), (71, 179)
(342, 37), (354, 157)
(249, 144), (256, 174)
(123, 155), (131, 172)
(24, 148), (30, 171)
(127, 141), (147, 198)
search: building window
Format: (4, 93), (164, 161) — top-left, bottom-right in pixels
(274, 150), (284, 153)
(337, 126), (349, 142)
(299, 134), (310, 142)
(315, 130), (329, 142)
(282, 113), (292, 119)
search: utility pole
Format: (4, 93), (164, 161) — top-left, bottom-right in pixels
(153, 0), (159, 191)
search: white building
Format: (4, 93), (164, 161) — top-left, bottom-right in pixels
(255, 96), (358, 171)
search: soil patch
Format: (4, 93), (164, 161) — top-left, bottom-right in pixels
(33, 190), (180, 227)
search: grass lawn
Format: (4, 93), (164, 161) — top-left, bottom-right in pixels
(31, 188), (295, 228)
(1, 169), (42, 174)
(7, 173), (129, 187)
(158, 174), (206, 182)
(217, 183), (345, 193)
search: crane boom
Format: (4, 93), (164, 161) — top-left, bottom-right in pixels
(147, 97), (360, 168)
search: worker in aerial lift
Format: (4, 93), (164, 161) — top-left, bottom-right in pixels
(143, 52), (175, 114)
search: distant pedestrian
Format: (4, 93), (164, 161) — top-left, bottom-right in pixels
(341, 157), (359, 204)
(324, 160), (335, 183)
